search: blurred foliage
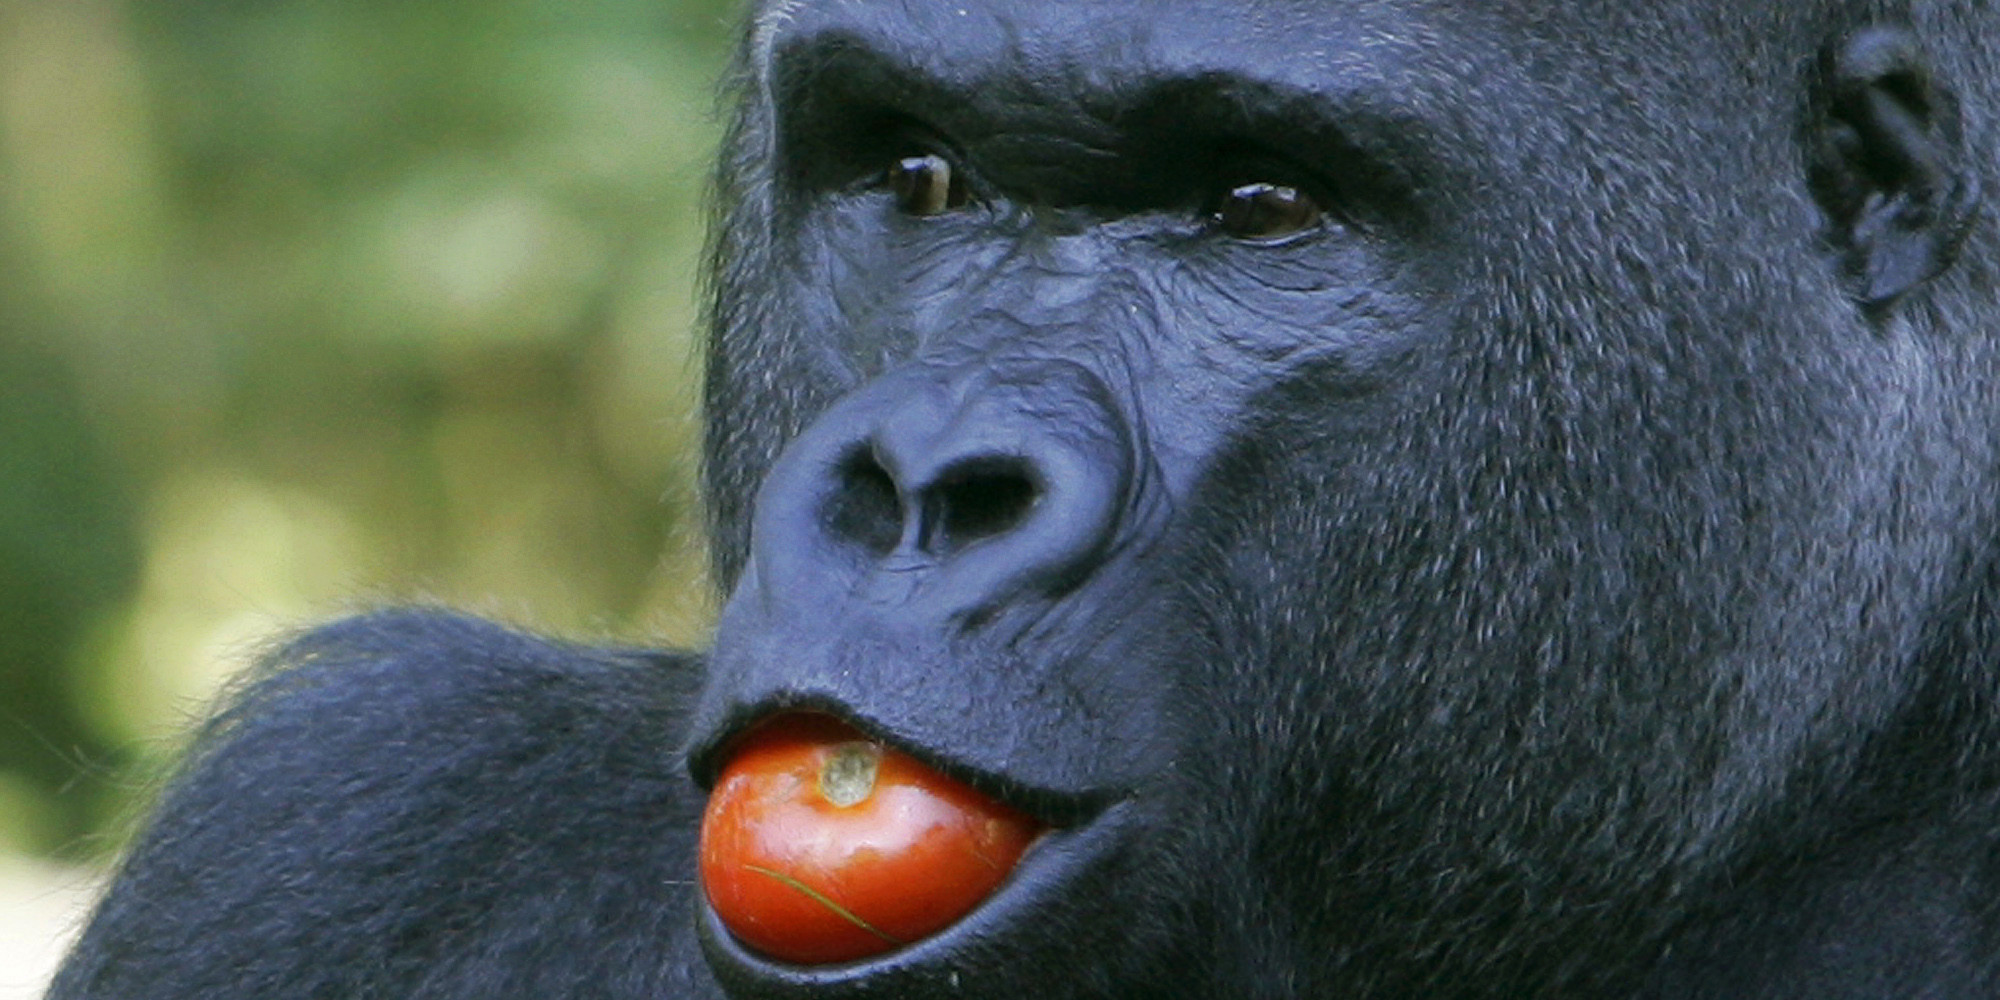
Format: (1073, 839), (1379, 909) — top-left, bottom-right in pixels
(0, 0), (738, 859)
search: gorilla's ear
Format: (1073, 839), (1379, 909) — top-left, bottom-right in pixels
(1809, 25), (1980, 311)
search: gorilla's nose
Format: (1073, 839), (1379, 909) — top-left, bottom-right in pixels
(749, 359), (1135, 619)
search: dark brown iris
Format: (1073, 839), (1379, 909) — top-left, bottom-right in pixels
(1215, 182), (1323, 241)
(889, 153), (969, 215)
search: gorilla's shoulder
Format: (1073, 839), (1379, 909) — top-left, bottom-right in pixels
(50, 609), (714, 1000)
(172, 609), (704, 807)
(213, 607), (700, 739)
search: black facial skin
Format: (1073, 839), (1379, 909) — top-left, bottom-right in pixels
(47, 3), (2000, 1000)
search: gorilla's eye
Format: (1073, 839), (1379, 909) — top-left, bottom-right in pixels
(1214, 182), (1324, 241)
(888, 153), (969, 216)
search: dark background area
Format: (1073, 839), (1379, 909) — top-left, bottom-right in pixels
(0, 0), (738, 872)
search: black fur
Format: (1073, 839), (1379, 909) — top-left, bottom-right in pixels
(51, 612), (720, 996)
(52, 2), (2000, 997)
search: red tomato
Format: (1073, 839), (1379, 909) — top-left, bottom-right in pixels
(699, 714), (1043, 964)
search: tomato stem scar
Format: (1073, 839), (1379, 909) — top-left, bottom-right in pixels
(817, 742), (880, 807)
(741, 863), (907, 946)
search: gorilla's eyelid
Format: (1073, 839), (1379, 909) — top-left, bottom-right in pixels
(1122, 78), (1413, 197)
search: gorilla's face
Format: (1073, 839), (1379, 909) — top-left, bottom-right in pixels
(689, 2), (1993, 996)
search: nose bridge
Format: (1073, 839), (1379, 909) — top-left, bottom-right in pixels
(877, 353), (1127, 488)
(926, 219), (1125, 346)
(747, 345), (1138, 625)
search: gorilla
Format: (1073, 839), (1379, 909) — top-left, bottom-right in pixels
(49, 1), (2000, 998)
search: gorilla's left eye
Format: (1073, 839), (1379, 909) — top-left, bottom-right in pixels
(1214, 182), (1324, 241)
(888, 153), (970, 216)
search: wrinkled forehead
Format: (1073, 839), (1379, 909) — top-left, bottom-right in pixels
(747, 0), (1772, 97)
(755, 0), (1467, 107)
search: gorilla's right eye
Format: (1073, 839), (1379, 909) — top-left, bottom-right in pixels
(1214, 182), (1324, 242)
(888, 154), (970, 216)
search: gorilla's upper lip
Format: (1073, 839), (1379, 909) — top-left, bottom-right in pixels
(685, 697), (1111, 829)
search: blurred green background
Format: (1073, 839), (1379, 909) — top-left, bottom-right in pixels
(0, 0), (739, 870)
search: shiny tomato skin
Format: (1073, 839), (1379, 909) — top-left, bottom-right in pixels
(699, 714), (1042, 965)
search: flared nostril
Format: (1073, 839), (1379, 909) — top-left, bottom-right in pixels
(824, 449), (902, 557)
(821, 450), (1043, 562)
(920, 458), (1040, 557)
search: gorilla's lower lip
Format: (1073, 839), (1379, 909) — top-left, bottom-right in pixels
(697, 799), (1134, 995)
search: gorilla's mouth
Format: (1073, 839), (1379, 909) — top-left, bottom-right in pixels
(690, 708), (1130, 990)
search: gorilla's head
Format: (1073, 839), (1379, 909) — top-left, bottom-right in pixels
(688, 4), (2000, 996)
